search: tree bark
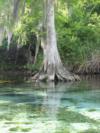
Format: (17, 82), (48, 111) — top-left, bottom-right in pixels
(33, 0), (80, 81)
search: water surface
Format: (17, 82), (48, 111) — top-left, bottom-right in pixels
(0, 76), (100, 133)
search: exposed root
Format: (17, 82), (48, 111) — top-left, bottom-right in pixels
(76, 52), (100, 74)
(32, 63), (80, 82)
(77, 60), (100, 74)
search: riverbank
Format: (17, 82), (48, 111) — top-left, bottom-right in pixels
(0, 69), (31, 82)
(0, 68), (100, 83)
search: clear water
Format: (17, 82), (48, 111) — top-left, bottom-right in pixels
(0, 76), (100, 133)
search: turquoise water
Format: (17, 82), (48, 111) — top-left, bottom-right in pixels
(0, 77), (100, 133)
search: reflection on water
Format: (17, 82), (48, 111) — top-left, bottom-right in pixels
(0, 77), (100, 133)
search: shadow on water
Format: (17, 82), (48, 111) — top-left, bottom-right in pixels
(0, 75), (100, 132)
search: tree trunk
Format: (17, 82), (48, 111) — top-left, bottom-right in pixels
(7, 31), (12, 50)
(33, 0), (80, 81)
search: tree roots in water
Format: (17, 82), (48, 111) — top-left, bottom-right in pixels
(32, 64), (80, 82)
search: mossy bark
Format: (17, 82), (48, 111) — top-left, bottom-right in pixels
(33, 0), (80, 81)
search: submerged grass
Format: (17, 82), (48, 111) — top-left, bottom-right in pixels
(57, 108), (97, 123)
(0, 80), (99, 133)
(79, 128), (100, 133)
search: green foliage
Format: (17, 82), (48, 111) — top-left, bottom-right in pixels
(56, 0), (100, 66)
(0, 0), (100, 71)
(24, 52), (43, 72)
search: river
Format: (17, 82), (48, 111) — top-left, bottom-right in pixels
(0, 76), (100, 133)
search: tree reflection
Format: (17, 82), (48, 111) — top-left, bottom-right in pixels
(41, 82), (73, 119)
